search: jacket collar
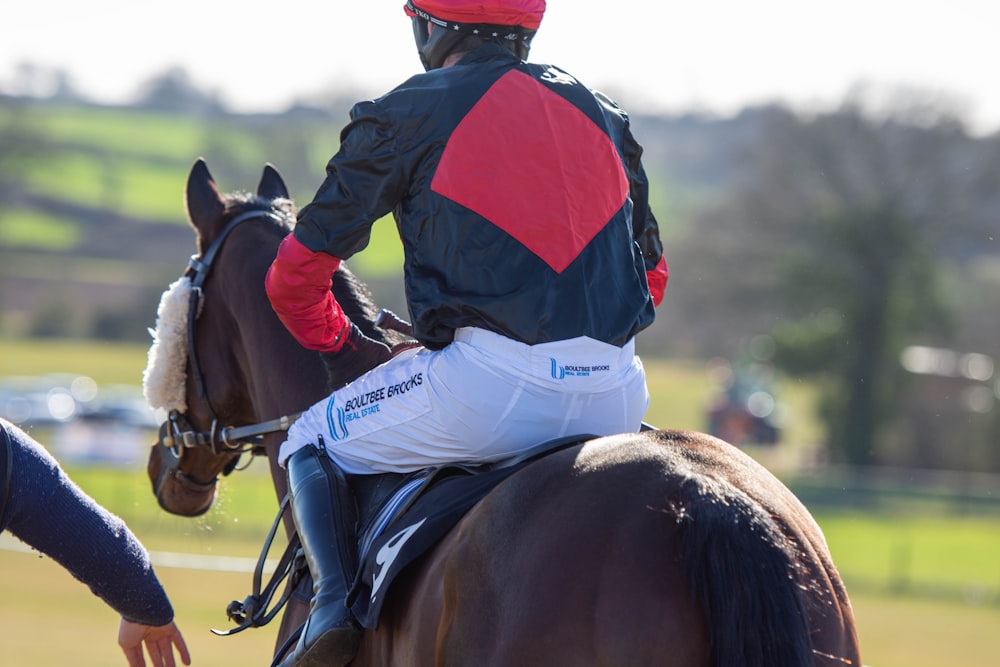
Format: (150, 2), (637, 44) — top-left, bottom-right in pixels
(455, 42), (521, 67)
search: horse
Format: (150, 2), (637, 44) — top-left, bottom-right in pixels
(145, 158), (861, 666)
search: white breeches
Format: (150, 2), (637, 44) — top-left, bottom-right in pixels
(279, 327), (649, 474)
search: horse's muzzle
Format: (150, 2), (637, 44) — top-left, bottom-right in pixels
(148, 438), (218, 517)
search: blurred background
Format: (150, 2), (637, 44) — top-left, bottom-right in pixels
(1, 2), (998, 665)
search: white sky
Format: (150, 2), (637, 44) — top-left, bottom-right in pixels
(2, 1), (998, 133)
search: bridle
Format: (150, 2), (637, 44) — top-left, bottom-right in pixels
(151, 204), (312, 632)
(154, 206), (301, 472)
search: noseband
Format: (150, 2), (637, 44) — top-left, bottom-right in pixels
(154, 207), (300, 470)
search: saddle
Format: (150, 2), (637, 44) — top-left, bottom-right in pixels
(219, 433), (592, 635)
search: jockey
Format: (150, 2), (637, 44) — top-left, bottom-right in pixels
(0, 419), (190, 667)
(264, 1), (669, 665)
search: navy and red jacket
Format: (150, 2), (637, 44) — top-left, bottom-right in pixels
(267, 42), (668, 352)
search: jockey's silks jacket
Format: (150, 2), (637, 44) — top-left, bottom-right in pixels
(268, 42), (668, 352)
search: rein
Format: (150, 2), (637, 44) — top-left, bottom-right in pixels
(154, 207), (301, 465)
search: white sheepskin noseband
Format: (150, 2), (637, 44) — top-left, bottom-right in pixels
(143, 276), (198, 413)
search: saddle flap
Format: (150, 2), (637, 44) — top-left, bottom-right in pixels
(348, 433), (591, 628)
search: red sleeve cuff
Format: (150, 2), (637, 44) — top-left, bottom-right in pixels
(646, 255), (668, 307)
(265, 234), (350, 352)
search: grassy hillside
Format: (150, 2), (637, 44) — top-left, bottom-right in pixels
(0, 101), (414, 339)
(16, 104), (362, 226)
(2, 101), (680, 292)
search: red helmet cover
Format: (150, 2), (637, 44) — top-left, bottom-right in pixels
(404, 0), (545, 30)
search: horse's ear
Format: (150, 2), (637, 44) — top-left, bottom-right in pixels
(258, 163), (290, 201)
(185, 158), (226, 233)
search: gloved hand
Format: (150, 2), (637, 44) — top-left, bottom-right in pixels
(375, 308), (414, 337)
(321, 323), (393, 389)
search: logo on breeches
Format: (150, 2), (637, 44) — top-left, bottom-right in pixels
(550, 358), (611, 379)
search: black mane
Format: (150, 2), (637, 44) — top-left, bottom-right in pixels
(223, 191), (412, 389)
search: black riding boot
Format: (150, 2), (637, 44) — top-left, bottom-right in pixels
(279, 446), (362, 667)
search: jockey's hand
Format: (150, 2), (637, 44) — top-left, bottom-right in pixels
(375, 308), (414, 337)
(322, 323), (393, 389)
(118, 618), (191, 667)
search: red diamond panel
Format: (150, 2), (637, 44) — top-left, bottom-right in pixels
(431, 70), (628, 273)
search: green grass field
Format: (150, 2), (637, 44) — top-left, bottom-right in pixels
(3, 463), (999, 667)
(0, 544), (280, 667)
(9, 99), (682, 282)
(0, 338), (155, 386)
(2, 338), (999, 665)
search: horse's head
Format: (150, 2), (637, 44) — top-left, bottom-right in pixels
(144, 158), (307, 516)
(144, 158), (412, 517)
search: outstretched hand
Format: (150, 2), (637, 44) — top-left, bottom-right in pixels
(118, 618), (191, 667)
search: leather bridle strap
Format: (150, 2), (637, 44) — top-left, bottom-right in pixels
(154, 205), (302, 459)
(185, 208), (282, 416)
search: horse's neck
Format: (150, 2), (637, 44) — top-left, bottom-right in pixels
(249, 341), (328, 418)
(247, 338), (328, 516)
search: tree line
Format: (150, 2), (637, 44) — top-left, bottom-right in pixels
(658, 89), (999, 473)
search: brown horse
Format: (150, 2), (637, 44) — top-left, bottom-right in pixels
(146, 159), (861, 666)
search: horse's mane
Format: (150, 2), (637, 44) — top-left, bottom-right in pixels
(331, 265), (397, 341)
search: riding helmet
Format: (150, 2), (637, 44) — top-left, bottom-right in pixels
(403, 0), (545, 71)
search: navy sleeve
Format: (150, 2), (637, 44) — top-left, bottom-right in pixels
(622, 127), (664, 272)
(0, 420), (174, 626)
(294, 99), (409, 260)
